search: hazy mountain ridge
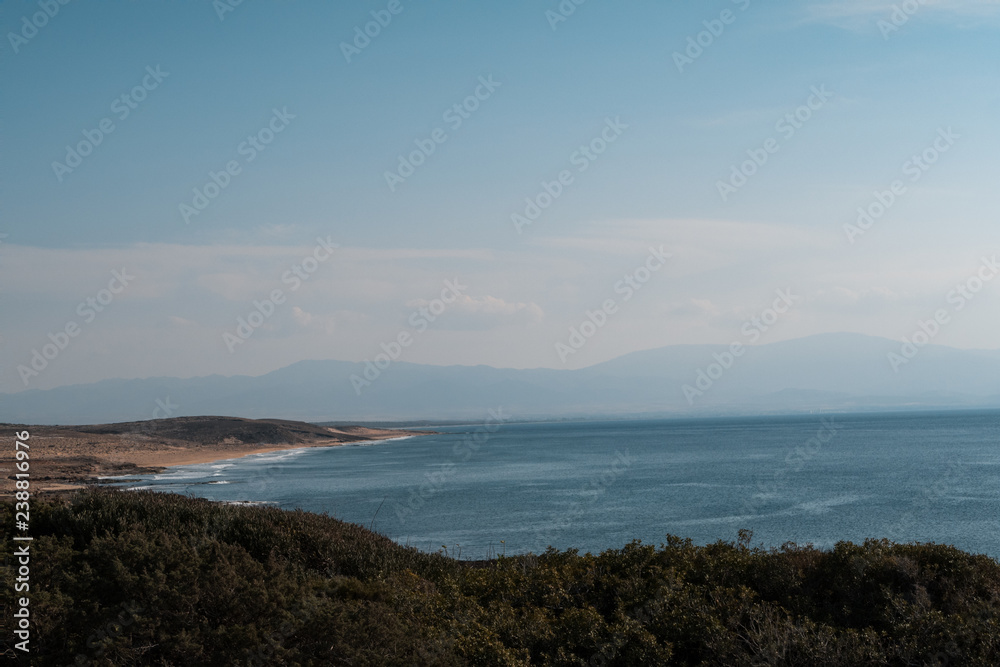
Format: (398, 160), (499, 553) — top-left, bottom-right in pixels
(4, 333), (1000, 424)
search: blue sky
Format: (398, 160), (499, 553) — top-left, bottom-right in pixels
(2, 0), (999, 392)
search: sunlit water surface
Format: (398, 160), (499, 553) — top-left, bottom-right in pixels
(110, 411), (1000, 560)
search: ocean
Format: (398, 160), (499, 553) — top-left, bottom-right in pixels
(111, 410), (1000, 560)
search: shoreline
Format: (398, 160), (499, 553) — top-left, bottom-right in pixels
(105, 433), (423, 473)
(2, 419), (436, 496)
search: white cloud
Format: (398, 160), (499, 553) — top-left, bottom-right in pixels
(0, 220), (996, 390)
(292, 306), (313, 327)
(405, 294), (544, 330)
(801, 0), (1000, 29)
(666, 299), (722, 319)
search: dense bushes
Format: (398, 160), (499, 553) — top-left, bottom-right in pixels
(2, 490), (998, 665)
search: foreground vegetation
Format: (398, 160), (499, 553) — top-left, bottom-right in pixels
(3, 490), (999, 665)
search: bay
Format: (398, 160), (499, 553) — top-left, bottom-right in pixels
(111, 410), (1000, 560)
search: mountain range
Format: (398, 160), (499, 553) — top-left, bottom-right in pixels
(4, 333), (1000, 425)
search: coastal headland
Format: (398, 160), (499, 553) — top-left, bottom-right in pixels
(0, 416), (431, 495)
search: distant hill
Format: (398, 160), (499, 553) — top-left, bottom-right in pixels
(65, 416), (387, 446)
(3, 333), (1000, 424)
(1, 417), (429, 492)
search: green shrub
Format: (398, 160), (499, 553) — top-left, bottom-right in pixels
(2, 490), (997, 666)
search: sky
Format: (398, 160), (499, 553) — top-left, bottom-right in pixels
(1, 0), (999, 393)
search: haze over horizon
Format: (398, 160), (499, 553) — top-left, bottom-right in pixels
(3, 0), (1000, 394)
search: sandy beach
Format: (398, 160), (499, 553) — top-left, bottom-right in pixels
(1, 417), (432, 495)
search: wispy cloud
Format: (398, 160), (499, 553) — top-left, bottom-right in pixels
(1, 219), (996, 390)
(800, 0), (1000, 30)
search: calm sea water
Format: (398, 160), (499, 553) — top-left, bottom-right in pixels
(111, 411), (1000, 560)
